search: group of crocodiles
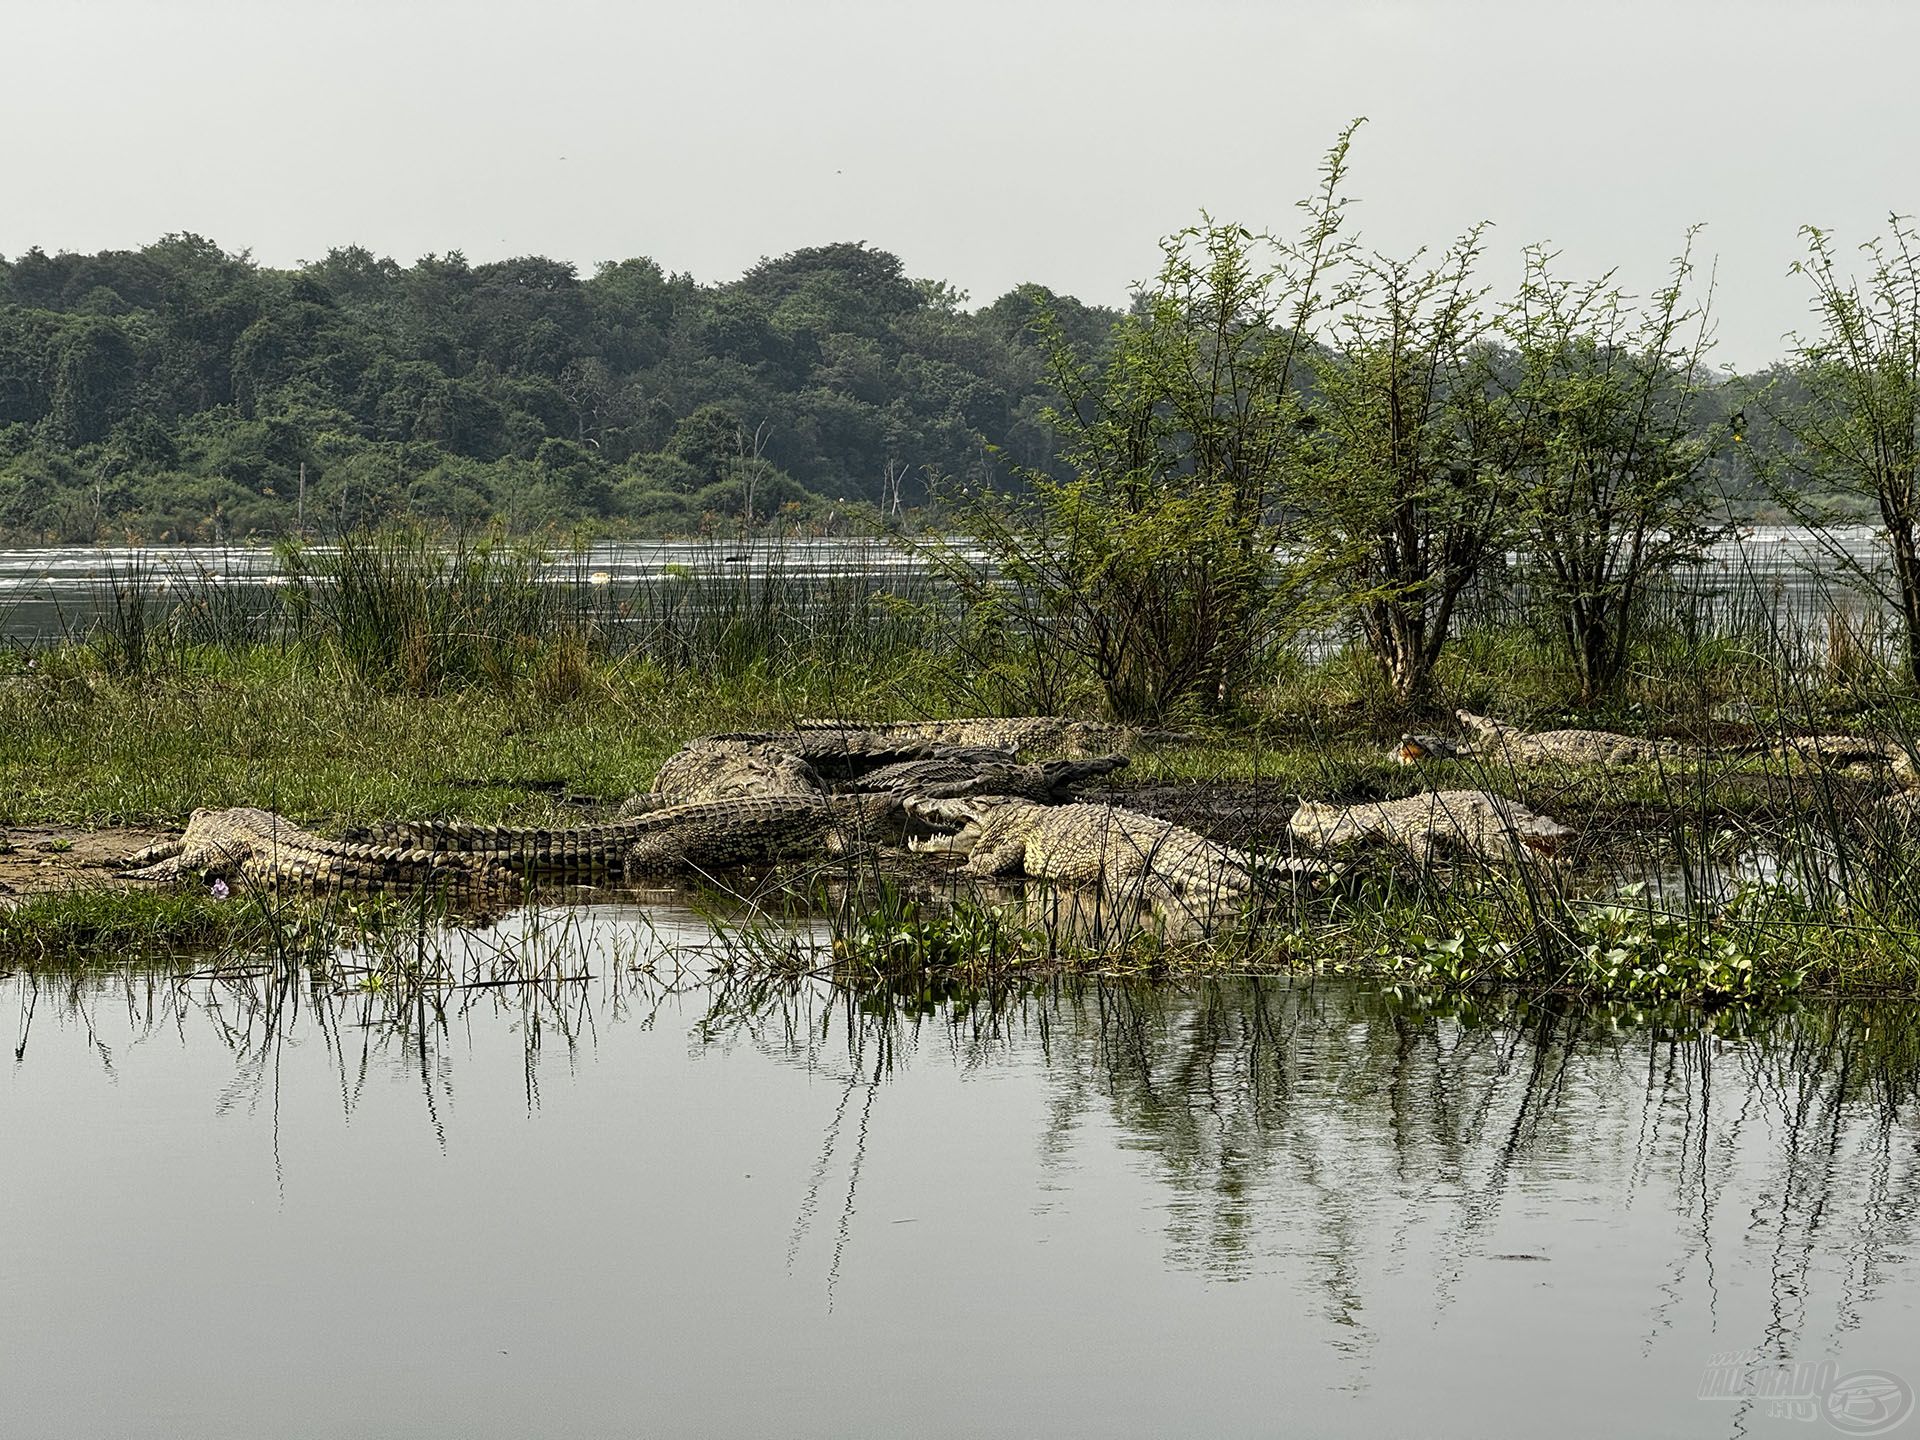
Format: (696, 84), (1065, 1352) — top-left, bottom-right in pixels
(121, 707), (1914, 912)
(124, 718), (1307, 911)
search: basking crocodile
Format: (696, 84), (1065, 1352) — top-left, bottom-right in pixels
(382, 793), (906, 876)
(792, 716), (1187, 758)
(1290, 790), (1575, 864)
(1446, 711), (1920, 787)
(1772, 733), (1918, 784)
(122, 807), (512, 891)
(618, 737), (827, 816)
(852, 752), (1128, 801)
(1393, 732), (1472, 765)
(620, 733), (1131, 814)
(908, 796), (1333, 905)
(623, 733), (1000, 807)
(1454, 710), (1685, 768)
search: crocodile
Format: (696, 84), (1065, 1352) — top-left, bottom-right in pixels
(619, 733), (1131, 815)
(790, 716), (1187, 758)
(1392, 732), (1473, 765)
(618, 737), (827, 816)
(1771, 733), (1918, 784)
(381, 793), (907, 876)
(704, 729), (998, 779)
(1454, 710), (1685, 768)
(122, 807), (513, 891)
(907, 795), (1333, 905)
(1449, 711), (1920, 787)
(1289, 790), (1575, 864)
(851, 752), (1129, 801)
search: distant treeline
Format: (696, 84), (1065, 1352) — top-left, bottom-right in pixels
(0, 231), (1838, 545)
(0, 235), (1121, 542)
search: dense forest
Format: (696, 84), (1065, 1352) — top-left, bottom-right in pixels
(0, 235), (1121, 542)
(0, 230), (1842, 546)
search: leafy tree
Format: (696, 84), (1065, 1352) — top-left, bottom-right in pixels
(0, 308), (60, 425)
(738, 242), (919, 336)
(1764, 217), (1920, 681)
(1292, 229), (1507, 707)
(50, 317), (139, 445)
(938, 126), (1360, 719)
(1498, 238), (1724, 703)
(0, 230), (1115, 540)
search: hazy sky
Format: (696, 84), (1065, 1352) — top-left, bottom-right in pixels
(6, 0), (1917, 367)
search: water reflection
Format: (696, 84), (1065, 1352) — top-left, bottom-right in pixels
(4, 911), (1917, 1438)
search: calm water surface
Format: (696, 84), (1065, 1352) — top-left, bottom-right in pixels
(4, 904), (1916, 1438)
(0, 527), (1893, 655)
(0, 538), (934, 646)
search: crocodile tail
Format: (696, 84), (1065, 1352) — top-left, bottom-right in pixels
(380, 819), (551, 853)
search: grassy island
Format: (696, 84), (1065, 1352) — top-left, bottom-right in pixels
(4, 529), (1920, 1008)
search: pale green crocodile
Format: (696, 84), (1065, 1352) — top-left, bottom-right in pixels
(122, 807), (513, 891)
(907, 795), (1334, 906)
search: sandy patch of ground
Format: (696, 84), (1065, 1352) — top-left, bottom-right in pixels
(0, 824), (175, 900)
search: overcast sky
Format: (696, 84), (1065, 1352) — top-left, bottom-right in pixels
(5, 0), (1915, 367)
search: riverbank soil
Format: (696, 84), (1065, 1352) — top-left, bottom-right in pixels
(0, 825), (169, 900)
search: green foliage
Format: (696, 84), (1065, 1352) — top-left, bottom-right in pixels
(934, 128), (1362, 722)
(1499, 238), (1726, 702)
(1378, 886), (1812, 1003)
(281, 529), (580, 694)
(944, 473), (1270, 720)
(0, 886), (251, 963)
(0, 234), (1113, 541)
(1766, 217), (1920, 681)
(1562, 886), (1792, 1001)
(827, 883), (1027, 980)
(1292, 227), (1503, 707)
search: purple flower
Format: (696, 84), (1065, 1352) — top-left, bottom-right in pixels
(209, 879), (230, 901)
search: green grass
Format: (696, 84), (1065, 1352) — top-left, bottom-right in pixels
(12, 531), (1920, 1002)
(0, 644), (967, 828)
(0, 886), (301, 965)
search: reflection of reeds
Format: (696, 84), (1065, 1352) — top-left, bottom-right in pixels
(14, 955), (1913, 1347)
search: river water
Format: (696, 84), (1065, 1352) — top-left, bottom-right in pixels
(0, 537), (936, 646)
(0, 526), (1894, 655)
(4, 903), (1916, 1439)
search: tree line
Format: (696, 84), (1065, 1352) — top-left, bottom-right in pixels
(0, 235), (1117, 542)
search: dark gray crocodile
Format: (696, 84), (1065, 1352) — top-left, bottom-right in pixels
(381, 793), (906, 876)
(621, 733), (1130, 814)
(122, 807), (513, 891)
(848, 752), (1129, 801)
(701, 730), (979, 780)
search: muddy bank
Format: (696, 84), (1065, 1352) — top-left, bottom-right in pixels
(0, 825), (170, 900)
(1092, 781), (1305, 848)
